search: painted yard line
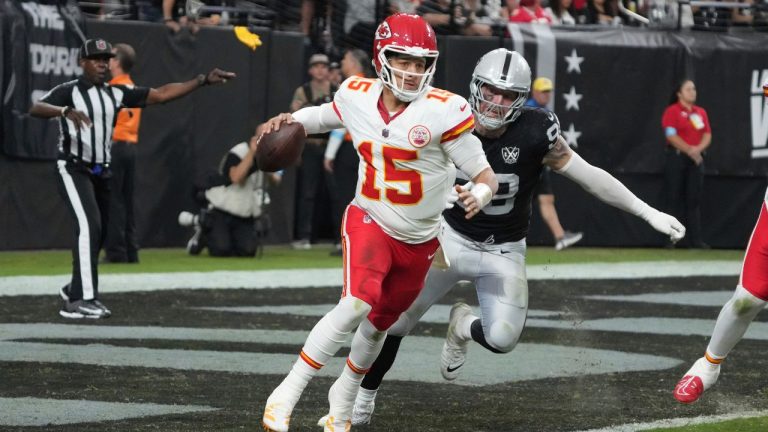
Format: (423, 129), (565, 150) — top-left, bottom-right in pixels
(577, 409), (768, 432)
(0, 397), (217, 427)
(584, 290), (735, 306)
(188, 305), (768, 340)
(192, 304), (561, 321)
(0, 324), (680, 387)
(0, 260), (741, 297)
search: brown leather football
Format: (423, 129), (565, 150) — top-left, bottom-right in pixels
(255, 122), (306, 172)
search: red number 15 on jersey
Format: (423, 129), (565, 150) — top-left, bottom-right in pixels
(358, 141), (423, 205)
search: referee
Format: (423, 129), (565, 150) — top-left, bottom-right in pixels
(29, 38), (235, 319)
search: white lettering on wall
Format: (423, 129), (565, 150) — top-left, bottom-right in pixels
(20, 2), (65, 30)
(29, 44), (81, 76)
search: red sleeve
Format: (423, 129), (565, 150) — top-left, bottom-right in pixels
(661, 105), (676, 129)
(440, 114), (475, 144)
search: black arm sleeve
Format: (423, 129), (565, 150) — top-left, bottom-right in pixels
(114, 85), (150, 108)
(39, 82), (73, 107)
(221, 152), (258, 185)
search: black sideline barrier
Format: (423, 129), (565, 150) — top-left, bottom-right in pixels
(2, 16), (768, 250)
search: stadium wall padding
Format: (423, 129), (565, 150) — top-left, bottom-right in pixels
(2, 17), (768, 250)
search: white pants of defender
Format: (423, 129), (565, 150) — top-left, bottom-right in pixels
(389, 220), (529, 352)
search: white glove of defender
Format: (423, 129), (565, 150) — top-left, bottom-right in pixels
(644, 209), (686, 243)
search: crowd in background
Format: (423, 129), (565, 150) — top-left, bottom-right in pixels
(81, 0), (768, 49)
(69, 0), (726, 253)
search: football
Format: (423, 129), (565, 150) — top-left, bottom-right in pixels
(255, 122), (306, 172)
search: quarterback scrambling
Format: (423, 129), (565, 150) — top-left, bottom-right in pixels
(324, 48), (686, 426)
(260, 14), (498, 432)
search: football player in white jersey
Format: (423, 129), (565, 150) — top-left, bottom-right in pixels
(673, 82), (768, 404)
(260, 14), (499, 432)
(320, 48), (687, 426)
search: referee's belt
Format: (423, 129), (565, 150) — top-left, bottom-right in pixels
(61, 156), (110, 176)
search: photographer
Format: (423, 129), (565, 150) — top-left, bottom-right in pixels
(289, 53), (338, 250)
(180, 127), (281, 257)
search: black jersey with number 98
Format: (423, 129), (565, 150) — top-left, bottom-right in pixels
(444, 107), (560, 244)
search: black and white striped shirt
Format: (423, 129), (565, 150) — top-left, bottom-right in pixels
(40, 77), (149, 164)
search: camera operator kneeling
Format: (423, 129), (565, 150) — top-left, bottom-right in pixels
(180, 131), (281, 256)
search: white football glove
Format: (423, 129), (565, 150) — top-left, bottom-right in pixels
(445, 182), (473, 209)
(645, 209), (686, 243)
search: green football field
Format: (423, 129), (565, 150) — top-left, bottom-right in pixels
(0, 245), (745, 276)
(3, 245), (765, 431)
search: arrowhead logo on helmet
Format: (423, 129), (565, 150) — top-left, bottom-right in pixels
(375, 22), (392, 40)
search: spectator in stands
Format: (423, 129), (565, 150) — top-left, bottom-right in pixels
(103, 43), (142, 264)
(418, 0), (494, 35)
(162, 0), (199, 33)
(390, 0), (420, 14)
(290, 53), (337, 250)
(508, 0), (553, 24)
(329, 61), (343, 86)
(339, 0), (379, 51)
(585, 0), (623, 25)
(135, 0), (163, 22)
(729, 0), (755, 26)
(181, 126), (282, 257)
(662, 79), (711, 249)
(525, 77), (583, 250)
(546, 0), (578, 24)
(324, 48), (367, 256)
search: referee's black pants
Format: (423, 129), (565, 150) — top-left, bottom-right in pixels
(104, 141), (139, 262)
(55, 159), (111, 301)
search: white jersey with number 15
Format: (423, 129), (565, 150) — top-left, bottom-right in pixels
(329, 76), (486, 243)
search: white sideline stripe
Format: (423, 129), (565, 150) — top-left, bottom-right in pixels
(56, 160), (94, 299)
(0, 260), (741, 297)
(0, 397), (217, 427)
(577, 409), (768, 432)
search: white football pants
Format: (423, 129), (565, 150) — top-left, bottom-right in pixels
(389, 220), (529, 352)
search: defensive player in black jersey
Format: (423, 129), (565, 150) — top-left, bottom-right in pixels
(318, 48), (686, 426)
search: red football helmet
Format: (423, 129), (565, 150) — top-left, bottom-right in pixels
(372, 14), (439, 102)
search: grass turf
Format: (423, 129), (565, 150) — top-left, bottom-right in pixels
(645, 416), (768, 431)
(0, 245), (744, 276)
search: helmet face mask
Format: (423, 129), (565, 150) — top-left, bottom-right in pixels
(373, 14), (439, 102)
(471, 81), (527, 130)
(378, 49), (437, 102)
(469, 49), (531, 130)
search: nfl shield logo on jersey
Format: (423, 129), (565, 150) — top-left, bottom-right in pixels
(502, 147), (519, 164)
(408, 125), (432, 148)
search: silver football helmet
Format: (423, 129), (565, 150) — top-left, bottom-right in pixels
(469, 49), (531, 130)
